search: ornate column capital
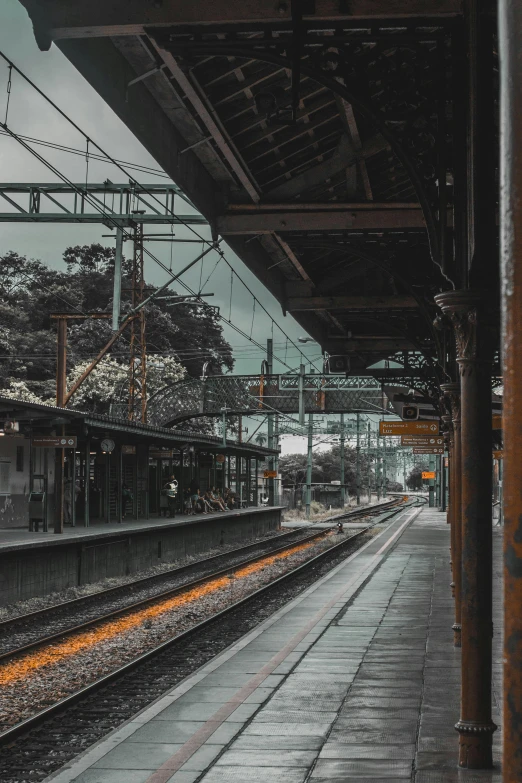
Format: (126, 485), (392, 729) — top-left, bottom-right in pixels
(434, 290), (497, 371)
(441, 382), (461, 426)
(441, 413), (453, 449)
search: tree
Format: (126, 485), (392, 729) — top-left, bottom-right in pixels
(0, 246), (234, 418)
(278, 444), (373, 494)
(406, 464), (429, 490)
(255, 433), (267, 447)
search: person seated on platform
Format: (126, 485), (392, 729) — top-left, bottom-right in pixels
(224, 488), (236, 509)
(204, 490), (221, 512)
(210, 487), (226, 511)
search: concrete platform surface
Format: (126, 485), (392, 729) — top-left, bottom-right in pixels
(45, 506), (502, 783)
(0, 506), (283, 553)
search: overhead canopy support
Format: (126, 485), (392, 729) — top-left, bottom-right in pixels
(19, 0), (463, 49)
(287, 295), (419, 311)
(218, 204), (426, 234)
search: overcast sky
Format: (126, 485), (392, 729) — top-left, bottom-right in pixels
(0, 0), (323, 387)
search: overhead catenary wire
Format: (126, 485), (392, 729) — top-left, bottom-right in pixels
(1, 122), (309, 375)
(0, 51), (321, 375)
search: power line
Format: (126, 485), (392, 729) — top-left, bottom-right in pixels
(0, 52), (321, 375)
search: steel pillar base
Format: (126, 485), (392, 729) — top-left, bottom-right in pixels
(455, 721), (497, 769)
(452, 622), (461, 647)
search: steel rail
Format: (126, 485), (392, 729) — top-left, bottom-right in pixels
(0, 498), (398, 640)
(0, 499), (411, 746)
(0, 527), (331, 662)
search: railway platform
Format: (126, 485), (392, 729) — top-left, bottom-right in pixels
(45, 505), (501, 783)
(0, 506), (283, 606)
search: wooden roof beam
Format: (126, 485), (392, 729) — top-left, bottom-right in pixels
(20, 0), (462, 50)
(287, 295), (419, 311)
(217, 204), (426, 233)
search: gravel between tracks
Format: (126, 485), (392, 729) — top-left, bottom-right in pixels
(0, 528), (373, 730)
(0, 529), (286, 622)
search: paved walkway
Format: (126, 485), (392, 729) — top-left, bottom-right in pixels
(46, 507), (503, 783)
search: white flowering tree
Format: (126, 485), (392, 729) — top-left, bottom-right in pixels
(2, 379), (46, 404)
(65, 355), (186, 414)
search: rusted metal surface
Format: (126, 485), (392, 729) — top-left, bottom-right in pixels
(499, 1), (522, 778)
(436, 290), (497, 769)
(442, 385), (461, 642)
(441, 412), (454, 595)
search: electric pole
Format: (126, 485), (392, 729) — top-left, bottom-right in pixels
(382, 436), (387, 497)
(340, 413), (346, 508)
(305, 413), (313, 518)
(356, 412), (361, 505)
(267, 339), (275, 506)
(128, 224), (147, 422)
(367, 421), (372, 503)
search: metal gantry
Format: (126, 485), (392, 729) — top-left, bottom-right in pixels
(0, 183), (207, 225)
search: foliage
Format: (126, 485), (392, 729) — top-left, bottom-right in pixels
(0, 246), (234, 418)
(406, 464), (429, 490)
(66, 356), (186, 415)
(1, 379), (45, 404)
(279, 445), (373, 494)
(255, 433), (268, 447)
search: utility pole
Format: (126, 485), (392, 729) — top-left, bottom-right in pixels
(274, 414), (279, 505)
(381, 437), (388, 498)
(340, 413), (346, 508)
(128, 224), (147, 422)
(112, 226), (123, 331)
(429, 453), (436, 507)
(298, 363), (305, 425)
(356, 412), (361, 505)
(376, 434), (381, 500)
(221, 407), (227, 448)
(403, 450), (407, 492)
(367, 421), (372, 503)
(305, 413), (313, 518)
(267, 338), (275, 506)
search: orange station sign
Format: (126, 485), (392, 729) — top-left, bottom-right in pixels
(379, 420), (440, 436)
(422, 471), (436, 480)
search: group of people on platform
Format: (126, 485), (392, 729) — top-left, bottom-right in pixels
(158, 475), (240, 518)
(184, 479), (238, 515)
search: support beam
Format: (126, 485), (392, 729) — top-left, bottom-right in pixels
(287, 295), (419, 311)
(436, 291), (497, 769)
(217, 205), (425, 234)
(324, 338), (418, 352)
(499, 2), (522, 778)
(265, 134), (388, 201)
(19, 0), (463, 50)
(442, 383), (461, 645)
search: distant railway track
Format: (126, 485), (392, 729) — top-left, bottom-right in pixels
(0, 497), (411, 783)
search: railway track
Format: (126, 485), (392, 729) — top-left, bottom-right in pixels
(0, 497), (399, 660)
(0, 498), (409, 783)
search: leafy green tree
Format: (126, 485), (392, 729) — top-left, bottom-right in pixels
(0, 246), (234, 417)
(406, 464), (429, 490)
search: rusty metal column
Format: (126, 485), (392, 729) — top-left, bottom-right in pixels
(441, 412), (454, 594)
(499, 0), (522, 777)
(442, 385), (461, 644)
(56, 316), (67, 407)
(436, 292), (496, 768)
